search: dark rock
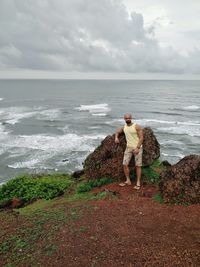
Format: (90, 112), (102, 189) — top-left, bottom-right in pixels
(84, 127), (160, 180)
(162, 160), (172, 167)
(159, 155), (200, 204)
(62, 158), (69, 162)
(72, 169), (84, 179)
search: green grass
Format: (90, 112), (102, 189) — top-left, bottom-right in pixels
(142, 159), (166, 184)
(152, 193), (164, 204)
(76, 177), (113, 193)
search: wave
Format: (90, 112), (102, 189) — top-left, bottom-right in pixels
(161, 152), (185, 158)
(91, 113), (107, 116)
(3, 132), (106, 169)
(156, 126), (200, 137)
(0, 98), (3, 101)
(36, 109), (63, 121)
(105, 118), (200, 127)
(183, 105), (199, 111)
(160, 140), (184, 146)
(0, 107), (41, 125)
(88, 126), (101, 129)
(0, 106), (63, 125)
(136, 119), (200, 127)
(172, 105), (200, 111)
(75, 103), (111, 114)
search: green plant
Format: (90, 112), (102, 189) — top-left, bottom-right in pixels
(76, 177), (113, 193)
(0, 173), (72, 204)
(142, 166), (160, 184)
(152, 193), (164, 204)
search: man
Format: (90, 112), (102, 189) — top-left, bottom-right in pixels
(115, 113), (143, 190)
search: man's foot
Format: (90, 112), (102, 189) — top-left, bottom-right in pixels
(133, 185), (140, 190)
(119, 181), (131, 186)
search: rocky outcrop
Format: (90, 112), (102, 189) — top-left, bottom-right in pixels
(84, 127), (160, 180)
(159, 155), (200, 204)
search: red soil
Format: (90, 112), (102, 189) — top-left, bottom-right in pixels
(1, 183), (200, 267)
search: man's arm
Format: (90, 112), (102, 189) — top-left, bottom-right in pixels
(115, 127), (124, 143)
(135, 124), (143, 149)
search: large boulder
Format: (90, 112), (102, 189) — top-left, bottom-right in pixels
(159, 155), (200, 204)
(84, 127), (160, 180)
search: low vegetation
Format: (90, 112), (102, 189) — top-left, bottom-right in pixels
(76, 177), (113, 193)
(0, 173), (72, 204)
(141, 159), (166, 184)
(0, 160), (164, 208)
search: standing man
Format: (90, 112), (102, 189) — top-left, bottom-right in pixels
(115, 113), (143, 190)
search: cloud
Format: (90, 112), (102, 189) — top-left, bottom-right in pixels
(0, 0), (199, 74)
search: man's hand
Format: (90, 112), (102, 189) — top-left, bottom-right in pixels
(115, 137), (120, 144)
(133, 148), (140, 155)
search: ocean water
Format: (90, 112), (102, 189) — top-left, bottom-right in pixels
(0, 79), (199, 184)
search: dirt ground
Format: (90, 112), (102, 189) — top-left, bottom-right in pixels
(0, 183), (200, 267)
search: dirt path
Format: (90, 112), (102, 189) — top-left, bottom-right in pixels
(1, 183), (200, 267)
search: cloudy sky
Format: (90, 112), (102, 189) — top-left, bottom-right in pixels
(0, 0), (200, 79)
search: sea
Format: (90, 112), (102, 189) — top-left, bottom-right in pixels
(0, 79), (199, 184)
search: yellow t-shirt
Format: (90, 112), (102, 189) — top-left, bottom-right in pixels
(124, 123), (139, 149)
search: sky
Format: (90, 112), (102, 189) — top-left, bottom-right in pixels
(0, 0), (200, 79)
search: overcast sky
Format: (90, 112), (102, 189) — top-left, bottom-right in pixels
(0, 0), (200, 78)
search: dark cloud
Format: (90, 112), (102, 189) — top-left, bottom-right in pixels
(0, 0), (199, 74)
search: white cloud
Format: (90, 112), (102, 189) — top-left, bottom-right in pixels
(0, 0), (199, 75)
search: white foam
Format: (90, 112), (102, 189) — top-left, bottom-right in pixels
(36, 109), (62, 120)
(75, 103), (110, 114)
(0, 106), (63, 125)
(0, 98), (3, 101)
(91, 113), (107, 116)
(105, 118), (124, 125)
(160, 140), (184, 145)
(161, 152), (185, 158)
(157, 126), (200, 137)
(88, 126), (101, 129)
(0, 123), (10, 141)
(0, 107), (40, 124)
(183, 105), (199, 111)
(136, 119), (200, 127)
(105, 118), (200, 129)
(4, 132), (106, 169)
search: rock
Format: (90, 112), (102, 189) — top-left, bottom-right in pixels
(72, 169), (84, 179)
(84, 127), (160, 180)
(159, 155), (200, 204)
(162, 160), (172, 167)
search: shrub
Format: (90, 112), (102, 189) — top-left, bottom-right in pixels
(0, 173), (72, 203)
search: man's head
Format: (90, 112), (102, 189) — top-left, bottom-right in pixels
(124, 113), (132, 125)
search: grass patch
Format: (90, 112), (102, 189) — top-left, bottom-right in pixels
(142, 159), (166, 184)
(76, 177), (113, 193)
(152, 193), (164, 204)
(67, 191), (108, 201)
(0, 173), (73, 204)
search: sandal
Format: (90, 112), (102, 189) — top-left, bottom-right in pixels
(119, 181), (131, 187)
(134, 185), (141, 190)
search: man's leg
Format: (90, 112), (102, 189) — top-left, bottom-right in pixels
(120, 148), (132, 186)
(135, 166), (141, 187)
(134, 147), (143, 189)
(123, 165), (131, 185)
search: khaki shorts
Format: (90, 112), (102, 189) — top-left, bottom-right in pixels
(123, 146), (143, 166)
